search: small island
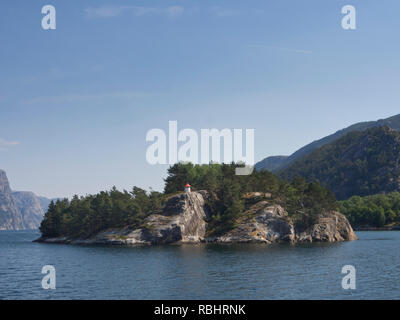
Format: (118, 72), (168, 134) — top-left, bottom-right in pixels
(35, 163), (357, 245)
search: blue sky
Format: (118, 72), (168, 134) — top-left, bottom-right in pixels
(1, 0), (400, 198)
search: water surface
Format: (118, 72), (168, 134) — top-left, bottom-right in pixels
(0, 231), (399, 299)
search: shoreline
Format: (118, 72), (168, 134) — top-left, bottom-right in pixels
(354, 226), (400, 231)
(33, 236), (357, 246)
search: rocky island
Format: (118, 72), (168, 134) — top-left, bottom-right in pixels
(35, 190), (357, 245)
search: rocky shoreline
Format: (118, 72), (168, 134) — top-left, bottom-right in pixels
(35, 191), (357, 246)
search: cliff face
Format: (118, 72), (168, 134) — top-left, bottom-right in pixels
(37, 191), (357, 245)
(0, 170), (48, 230)
(0, 170), (24, 230)
(12, 191), (45, 230)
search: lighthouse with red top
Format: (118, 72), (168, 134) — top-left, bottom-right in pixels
(184, 183), (191, 193)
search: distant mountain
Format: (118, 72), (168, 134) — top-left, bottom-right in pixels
(254, 156), (288, 172)
(0, 170), (25, 230)
(0, 169), (52, 230)
(256, 114), (400, 172)
(38, 196), (52, 213)
(12, 192), (45, 229)
(280, 126), (400, 200)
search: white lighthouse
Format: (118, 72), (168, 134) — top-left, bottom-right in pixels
(184, 183), (191, 193)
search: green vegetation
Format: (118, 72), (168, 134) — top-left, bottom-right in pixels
(339, 192), (400, 228)
(40, 163), (338, 239)
(280, 126), (400, 200)
(40, 187), (164, 238)
(165, 163), (337, 234)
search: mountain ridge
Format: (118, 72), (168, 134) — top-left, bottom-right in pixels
(280, 126), (400, 200)
(256, 114), (400, 172)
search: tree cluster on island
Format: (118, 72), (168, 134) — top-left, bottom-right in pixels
(39, 163), (337, 239)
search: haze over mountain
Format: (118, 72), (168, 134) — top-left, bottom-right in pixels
(256, 114), (400, 173)
(0, 170), (24, 230)
(12, 192), (46, 230)
(0, 169), (52, 230)
(280, 126), (400, 200)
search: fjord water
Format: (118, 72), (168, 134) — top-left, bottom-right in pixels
(0, 231), (399, 300)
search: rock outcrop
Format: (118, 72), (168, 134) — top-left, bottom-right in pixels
(36, 191), (357, 245)
(295, 211), (358, 242)
(211, 200), (356, 243)
(212, 202), (296, 243)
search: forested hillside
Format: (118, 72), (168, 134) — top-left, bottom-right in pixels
(340, 193), (400, 228)
(256, 113), (400, 172)
(280, 127), (400, 200)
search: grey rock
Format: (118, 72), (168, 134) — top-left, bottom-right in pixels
(296, 211), (358, 243)
(214, 202), (295, 243)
